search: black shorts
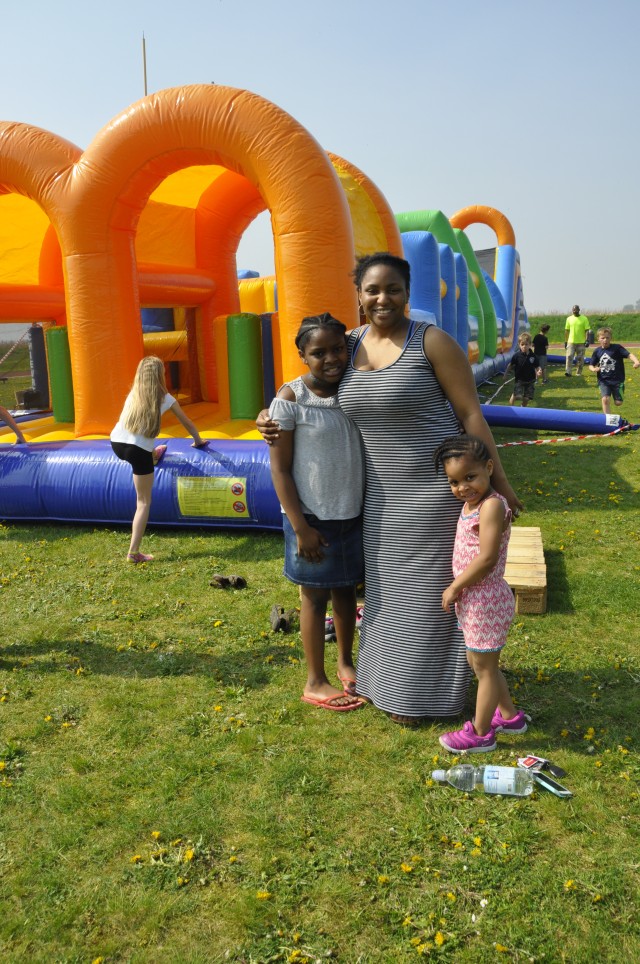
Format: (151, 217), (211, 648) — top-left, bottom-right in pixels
(111, 441), (154, 476)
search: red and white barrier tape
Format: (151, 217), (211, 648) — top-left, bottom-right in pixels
(496, 423), (638, 448)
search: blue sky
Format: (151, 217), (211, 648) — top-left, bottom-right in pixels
(2, 0), (638, 313)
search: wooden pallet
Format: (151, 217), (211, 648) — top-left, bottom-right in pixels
(505, 526), (547, 614)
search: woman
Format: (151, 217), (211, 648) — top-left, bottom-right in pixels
(260, 252), (521, 724)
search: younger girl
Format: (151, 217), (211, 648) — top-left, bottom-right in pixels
(110, 355), (206, 563)
(434, 434), (529, 752)
(268, 313), (365, 711)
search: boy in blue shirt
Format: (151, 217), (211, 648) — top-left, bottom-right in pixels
(588, 327), (640, 415)
(503, 333), (542, 407)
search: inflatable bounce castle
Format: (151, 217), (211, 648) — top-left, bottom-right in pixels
(0, 84), (559, 528)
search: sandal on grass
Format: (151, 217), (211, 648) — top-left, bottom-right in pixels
(300, 693), (364, 712)
(127, 551), (154, 564)
(210, 574), (247, 589)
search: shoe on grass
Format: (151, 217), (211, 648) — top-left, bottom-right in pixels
(491, 708), (530, 734)
(127, 551), (154, 564)
(439, 720), (497, 753)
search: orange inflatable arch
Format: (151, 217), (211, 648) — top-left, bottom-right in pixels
(0, 85), (402, 437)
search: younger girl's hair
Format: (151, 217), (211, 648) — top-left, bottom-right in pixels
(122, 356), (167, 439)
(352, 252), (411, 292)
(434, 434), (492, 474)
(295, 312), (346, 350)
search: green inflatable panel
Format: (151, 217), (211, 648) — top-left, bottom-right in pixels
(453, 229), (497, 358)
(396, 209), (489, 359)
(46, 326), (75, 423)
(227, 313), (264, 419)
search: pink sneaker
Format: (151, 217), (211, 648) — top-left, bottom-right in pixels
(491, 708), (530, 734)
(127, 551), (154, 564)
(439, 721), (497, 753)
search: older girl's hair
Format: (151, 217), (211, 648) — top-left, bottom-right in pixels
(122, 356), (167, 439)
(295, 312), (346, 350)
(352, 252), (411, 292)
(434, 434), (492, 473)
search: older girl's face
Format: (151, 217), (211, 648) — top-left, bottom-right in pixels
(358, 264), (409, 330)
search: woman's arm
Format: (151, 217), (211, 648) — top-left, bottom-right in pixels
(424, 327), (523, 513)
(0, 405), (26, 444)
(168, 401), (207, 447)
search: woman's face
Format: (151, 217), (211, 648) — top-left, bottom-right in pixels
(358, 264), (409, 330)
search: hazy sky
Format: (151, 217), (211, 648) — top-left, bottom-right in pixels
(2, 0), (638, 313)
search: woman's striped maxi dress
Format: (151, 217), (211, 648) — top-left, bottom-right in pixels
(338, 322), (471, 718)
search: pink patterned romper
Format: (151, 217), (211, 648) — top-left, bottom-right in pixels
(452, 492), (515, 652)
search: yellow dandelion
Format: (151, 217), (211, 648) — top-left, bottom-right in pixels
(92, 958), (105, 964)
(564, 879), (576, 891)
(256, 890), (272, 900)
(214, 620), (223, 627)
(473, 836), (482, 847)
(446, 892), (456, 901)
(130, 854), (143, 864)
(402, 916), (413, 927)
(592, 894), (602, 903)
(377, 874), (389, 884)
(170, 838), (182, 847)
(410, 937), (421, 946)
(453, 841), (463, 849)
(495, 944), (509, 953)
(0, 762), (5, 771)
(471, 848), (482, 857)
(177, 876), (189, 887)
(151, 830), (161, 840)
(400, 862), (413, 873)
(561, 729), (569, 737)
(184, 849), (195, 862)
(229, 855), (238, 864)
(434, 932), (445, 947)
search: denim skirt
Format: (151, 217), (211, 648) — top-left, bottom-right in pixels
(282, 513), (364, 588)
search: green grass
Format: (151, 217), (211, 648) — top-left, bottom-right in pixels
(1, 361), (640, 962)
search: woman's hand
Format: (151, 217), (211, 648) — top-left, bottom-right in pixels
(296, 525), (329, 562)
(256, 408), (281, 445)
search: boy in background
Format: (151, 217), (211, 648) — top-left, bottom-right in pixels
(532, 324), (551, 384)
(588, 327), (640, 415)
(504, 333), (543, 407)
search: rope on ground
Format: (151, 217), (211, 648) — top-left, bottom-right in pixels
(0, 328), (30, 369)
(483, 376), (513, 404)
(495, 423), (639, 448)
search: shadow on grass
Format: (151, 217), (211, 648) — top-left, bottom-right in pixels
(0, 633), (299, 686)
(544, 549), (572, 613)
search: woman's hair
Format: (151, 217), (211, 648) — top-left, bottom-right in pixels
(122, 356), (167, 438)
(352, 252), (411, 292)
(295, 312), (346, 350)
(434, 434), (492, 473)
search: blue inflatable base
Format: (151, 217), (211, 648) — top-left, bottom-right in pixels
(0, 439), (282, 530)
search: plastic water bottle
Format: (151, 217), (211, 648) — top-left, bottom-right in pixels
(432, 764), (534, 797)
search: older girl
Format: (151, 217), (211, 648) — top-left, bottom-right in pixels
(110, 356), (206, 562)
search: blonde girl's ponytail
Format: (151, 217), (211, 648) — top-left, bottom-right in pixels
(122, 356), (167, 439)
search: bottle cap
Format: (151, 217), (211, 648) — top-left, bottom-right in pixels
(432, 770), (446, 782)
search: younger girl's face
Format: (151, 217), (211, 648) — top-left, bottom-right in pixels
(443, 454), (494, 508)
(299, 328), (348, 385)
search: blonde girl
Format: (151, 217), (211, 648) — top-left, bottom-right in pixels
(110, 356), (206, 562)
